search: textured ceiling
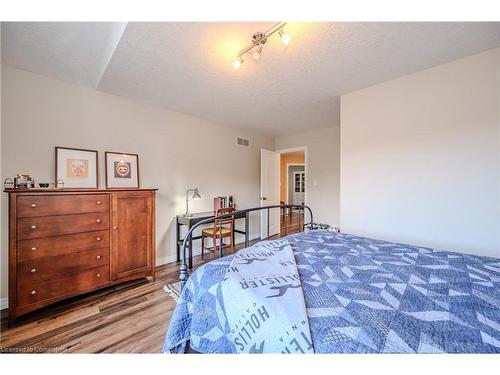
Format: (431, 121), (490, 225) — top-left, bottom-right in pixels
(2, 22), (500, 136)
(1, 22), (127, 88)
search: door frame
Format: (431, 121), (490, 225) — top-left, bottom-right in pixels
(275, 146), (308, 207)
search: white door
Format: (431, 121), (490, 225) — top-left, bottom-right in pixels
(260, 148), (280, 239)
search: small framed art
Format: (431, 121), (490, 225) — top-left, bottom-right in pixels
(55, 146), (99, 188)
(105, 151), (140, 189)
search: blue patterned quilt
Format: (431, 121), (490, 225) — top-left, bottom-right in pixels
(164, 230), (500, 353)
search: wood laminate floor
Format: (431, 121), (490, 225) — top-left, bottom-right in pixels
(0, 211), (304, 354)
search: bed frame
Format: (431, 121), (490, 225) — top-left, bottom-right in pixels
(179, 204), (314, 289)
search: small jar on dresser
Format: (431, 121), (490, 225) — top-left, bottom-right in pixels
(4, 188), (157, 324)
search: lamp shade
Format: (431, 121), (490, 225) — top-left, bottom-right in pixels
(192, 188), (201, 200)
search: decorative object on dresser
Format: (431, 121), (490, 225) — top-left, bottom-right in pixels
(5, 188), (157, 324)
(3, 175), (37, 190)
(55, 146), (99, 188)
(4, 177), (62, 190)
(105, 151), (140, 189)
(14, 174), (36, 189)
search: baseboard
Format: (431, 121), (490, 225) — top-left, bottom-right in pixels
(1, 297), (8, 310)
(156, 255), (177, 266)
(156, 249), (202, 267)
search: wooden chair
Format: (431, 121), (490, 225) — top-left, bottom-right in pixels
(201, 207), (235, 259)
(280, 200), (291, 221)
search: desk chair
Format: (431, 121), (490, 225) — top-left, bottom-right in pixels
(280, 200), (292, 221)
(201, 207), (235, 259)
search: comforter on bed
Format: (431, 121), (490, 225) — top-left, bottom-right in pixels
(164, 230), (500, 353)
(221, 239), (313, 353)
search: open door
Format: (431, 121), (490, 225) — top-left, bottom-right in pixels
(260, 148), (280, 239)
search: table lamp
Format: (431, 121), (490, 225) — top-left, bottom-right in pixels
(185, 188), (201, 217)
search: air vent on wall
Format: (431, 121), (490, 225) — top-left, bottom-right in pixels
(236, 137), (250, 147)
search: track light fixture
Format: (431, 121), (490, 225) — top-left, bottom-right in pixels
(232, 22), (291, 69)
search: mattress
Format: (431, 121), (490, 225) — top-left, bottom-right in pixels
(164, 230), (500, 353)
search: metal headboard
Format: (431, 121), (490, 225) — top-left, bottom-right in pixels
(179, 204), (313, 289)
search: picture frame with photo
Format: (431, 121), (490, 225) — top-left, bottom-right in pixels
(105, 151), (140, 189)
(55, 146), (99, 188)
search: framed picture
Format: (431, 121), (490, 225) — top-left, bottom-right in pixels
(55, 146), (99, 188)
(105, 151), (140, 189)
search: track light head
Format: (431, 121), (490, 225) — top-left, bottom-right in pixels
(279, 29), (291, 45)
(232, 56), (243, 69)
(252, 44), (263, 61)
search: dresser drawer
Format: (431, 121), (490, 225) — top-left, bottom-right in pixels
(17, 194), (109, 218)
(18, 248), (109, 284)
(18, 213), (110, 240)
(17, 265), (109, 307)
(17, 230), (109, 262)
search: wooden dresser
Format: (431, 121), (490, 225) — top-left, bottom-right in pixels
(5, 188), (157, 323)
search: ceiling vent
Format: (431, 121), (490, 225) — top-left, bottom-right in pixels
(236, 137), (250, 147)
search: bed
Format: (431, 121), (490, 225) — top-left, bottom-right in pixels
(164, 229), (500, 354)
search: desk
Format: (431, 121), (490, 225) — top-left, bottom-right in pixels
(176, 211), (249, 269)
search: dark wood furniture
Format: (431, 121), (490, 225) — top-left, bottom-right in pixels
(5, 188), (157, 323)
(176, 210), (248, 269)
(201, 207), (235, 259)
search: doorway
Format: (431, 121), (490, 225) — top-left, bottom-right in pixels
(280, 149), (306, 234)
(260, 147), (307, 239)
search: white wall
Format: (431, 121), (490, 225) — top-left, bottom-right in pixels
(0, 66), (273, 302)
(274, 126), (340, 228)
(498, 48), (500, 254)
(341, 48), (500, 257)
(0, 26), (4, 308)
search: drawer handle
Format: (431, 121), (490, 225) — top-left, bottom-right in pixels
(31, 247), (37, 251)
(30, 268), (37, 273)
(113, 226), (118, 230)
(31, 203), (37, 208)
(96, 237), (101, 241)
(30, 225), (37, 230)
(96, 273), (102, 278)
(96, 219), (102, 223)
(96, 255), (101, 259)
(30, 290), (36, 295)
(96, 201), (102, 205)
